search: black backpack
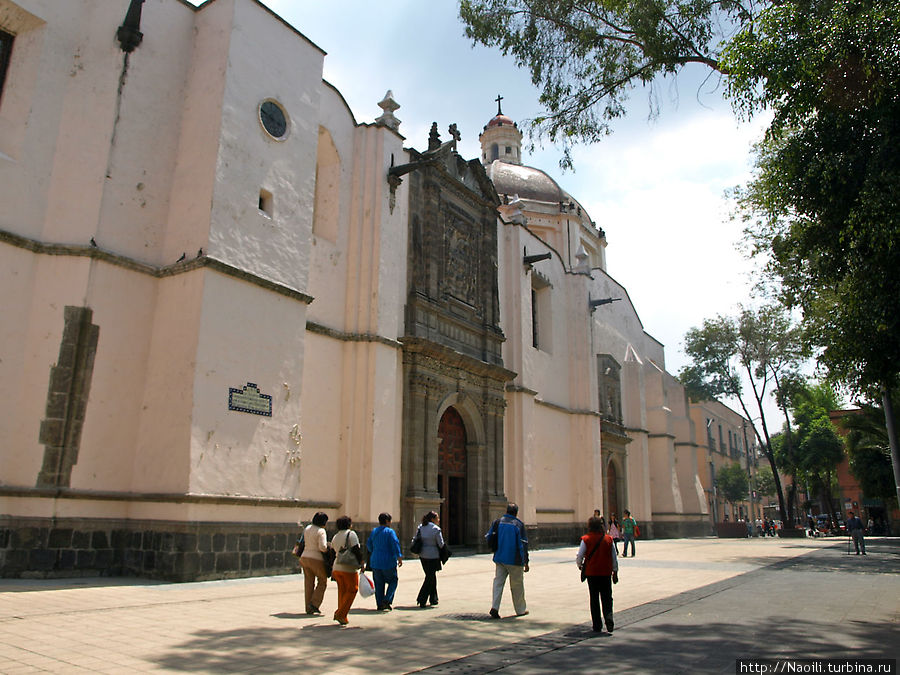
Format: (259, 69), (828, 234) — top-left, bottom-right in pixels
(487, 519), (499, 552)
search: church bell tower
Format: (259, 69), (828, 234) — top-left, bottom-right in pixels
(479, 95), (523, 166)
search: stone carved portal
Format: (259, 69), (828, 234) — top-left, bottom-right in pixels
(606, 461), (620, 519)
(438, 407), (467, 545)
(400, 136), (513, 549)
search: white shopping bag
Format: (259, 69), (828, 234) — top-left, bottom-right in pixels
(358, 571), (375, 599)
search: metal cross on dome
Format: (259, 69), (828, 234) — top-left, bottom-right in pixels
(495, 94), (504, 115)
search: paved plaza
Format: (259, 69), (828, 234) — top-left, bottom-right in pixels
(1, 536), (897, 673)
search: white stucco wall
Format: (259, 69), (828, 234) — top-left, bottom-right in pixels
(189, 270), (306, 497)
(206, 0), (322, 295)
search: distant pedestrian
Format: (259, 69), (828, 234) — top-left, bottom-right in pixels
(621, 510), (637, 557)
(485, 503), (530, 618)
(577, 516), (619, 633)
(299, 511), (330, 615)
(608, 513), (621, 555)
(866, 516), (874, 534)
(366, 512), (403, 611)
(846, 511), (866, 555)
(331, 515), (365, 625)
(414, 511), (445, 608)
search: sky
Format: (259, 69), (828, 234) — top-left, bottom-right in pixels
(191, 1), (783, 424)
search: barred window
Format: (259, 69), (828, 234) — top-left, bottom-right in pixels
(0, 29), (13, 104)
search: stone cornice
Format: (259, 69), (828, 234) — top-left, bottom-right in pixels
(535, 397), (600, 417)
(400, 336), (516, 383)
(306, 321), (403, 348)
(0, 229), (314, 305)
(506, 384), (539, 397)
(0, 485), (339, 509)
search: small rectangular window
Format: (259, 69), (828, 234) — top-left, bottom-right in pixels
(258, 188), (273, 217)
(0, 29), (14, 105)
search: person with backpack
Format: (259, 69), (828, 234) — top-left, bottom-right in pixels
(485, 503), (529, 619)
(577, 515), (619, 632)
(330, 515), (364, 625)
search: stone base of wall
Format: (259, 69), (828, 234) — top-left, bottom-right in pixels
(0, 516), (366, 582)
(650, 519), (709, 539)
(528, 523), (588, 549)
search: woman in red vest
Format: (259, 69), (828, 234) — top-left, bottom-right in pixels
(576, 516), (619, 633)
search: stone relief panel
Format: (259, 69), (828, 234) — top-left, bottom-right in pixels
(442, 210), (479, 307)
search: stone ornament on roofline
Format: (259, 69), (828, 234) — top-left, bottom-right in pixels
(375, 90), (401, 131)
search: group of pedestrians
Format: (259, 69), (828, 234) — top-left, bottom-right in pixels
(297, 510), (444, 626)
(296, 503), (637, 634)
(297, 512), (368, 625)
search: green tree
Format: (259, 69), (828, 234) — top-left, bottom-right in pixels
(460, 0), (900, 503)
(726, 1), (900, 504)
(778, 382), (845, 528)
(770, 431), (803, 523)
(459, 0), (750, 167)
(717, 462), (749, 517)
(680, 304), (807, 526)
(754, 465), (777, 500)
(840, 402), (899, 509)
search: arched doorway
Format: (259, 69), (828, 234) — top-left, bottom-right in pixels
(438, 406), (467, 545)
(606, 461), (620, 520)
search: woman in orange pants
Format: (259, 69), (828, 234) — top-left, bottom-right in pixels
(330, 515), (364, 625)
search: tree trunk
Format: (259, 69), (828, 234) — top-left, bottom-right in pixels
(883, 384), (900, 511)
(822, 471), (838, 532)
(788, 479), (798, 523)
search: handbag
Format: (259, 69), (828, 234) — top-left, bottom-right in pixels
(410, 528), (423, 554)
(580, 536), (603, 582)
(335, 530), (359, 566)
(635, 524), (641, 538)
(439, 543), (452, 564)
(358, 571), (375, 599)
(322, 546), (336, 578)
(291, 532), (305, 558)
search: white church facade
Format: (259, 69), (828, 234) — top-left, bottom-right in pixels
(1, 0), (735, 580)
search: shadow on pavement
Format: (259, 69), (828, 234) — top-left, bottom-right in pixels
(148, 540), (900, 674)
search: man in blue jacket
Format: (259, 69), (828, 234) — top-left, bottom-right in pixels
(485, 503), (530, 618)
(366, 512), (403, 610)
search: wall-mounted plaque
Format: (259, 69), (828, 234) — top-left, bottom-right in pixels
(228, 382), (272, 417)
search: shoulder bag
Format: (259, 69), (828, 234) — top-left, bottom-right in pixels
(335, 530), (359, 567)
(291, 531), (305, 557)
(322, 546), (336, 578)
(410, 527), (423, 554)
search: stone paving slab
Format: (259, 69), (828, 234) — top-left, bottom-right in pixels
(1, 536), (895, 673)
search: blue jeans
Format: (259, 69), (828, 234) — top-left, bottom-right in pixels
(373, 567), (399, 608)
(622, 532), (635, 556)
